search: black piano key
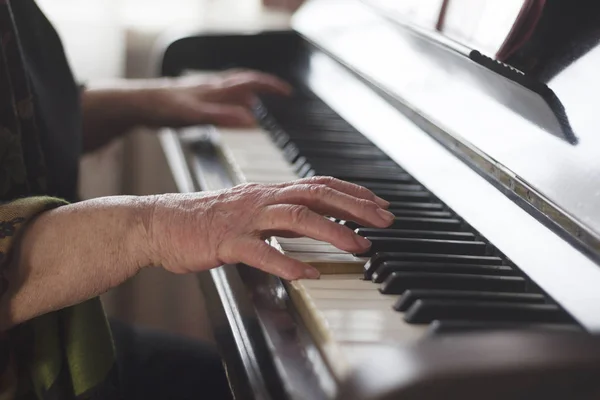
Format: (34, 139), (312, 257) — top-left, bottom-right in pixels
(278, 120), (352, 131)
(281, 131), (372, 145)
(294, 142), (384, 152)
(386, 202), (444, 210)
(312, 170), (409, 181)
(394, 289), (545, 312)
(369, 190), (432, 202)
(386, 210), (453, 218)
(356, 228), (475, 241)
(404, 300), (571, 324)
(278, 112), (348, 122)
(286, 135), (374, 146)
(293, 139), (376, 149)
(426, 320), (583, 336)
(297, 148), (390, 160)
(308, 160), (403, 172)
(353, 183), (423, 192)
(322, 172), (415, 183)
(346, 217), (463, 232)
(389, 217), (462, 231)
(308, 167), (408, 181)
(261, 90), (574, 327)
(372, 262), (516, 283)
(379, 272), (526, 295)
(357, 238), (487, 257)
(364, 253), (504, 280)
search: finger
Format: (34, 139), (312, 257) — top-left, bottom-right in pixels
(209, 89), (258, 108)
(220, 72), (293, 97)
(267, 184), (394, 228)
(259, 205), (372, 254)
(271, 176), (390, 208)
(236, 238), (320, 280)
(191, 102), (256, 127)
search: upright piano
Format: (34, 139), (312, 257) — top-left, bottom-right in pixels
(155, 1), (600, 398)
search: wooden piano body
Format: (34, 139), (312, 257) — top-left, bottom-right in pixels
(154, 1), (600, 398)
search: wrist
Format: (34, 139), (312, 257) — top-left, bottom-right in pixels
(84, 78), (177, 129)
(128, 195), (162, 270)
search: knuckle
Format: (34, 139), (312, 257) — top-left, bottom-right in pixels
(228, 71), (256, 85)
(288, 205), (310, 224)
(307, 183), (328, 198)
(308, 175), (335, 186)
(356, 198), (376, 210)
(358, 185), (375, 197)
(236, 183), (265, 200)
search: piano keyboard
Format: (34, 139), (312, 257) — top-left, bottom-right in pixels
(210, 86), (581, 376)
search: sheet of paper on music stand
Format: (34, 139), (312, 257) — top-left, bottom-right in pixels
(364, 0), (444, 29)
(442, 0), (527, 56)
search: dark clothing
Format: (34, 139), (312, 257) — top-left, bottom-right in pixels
(111, 320), (232, 400)
(1, 1), (121, 398)
(11, 0), (81, 202)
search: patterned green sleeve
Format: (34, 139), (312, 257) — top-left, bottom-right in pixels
(0, 198), (119, 400)
(0, 197), (67, 399)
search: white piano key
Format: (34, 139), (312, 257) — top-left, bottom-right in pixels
(217, 127), (299, 186)
(274, 237), (328, 245)
(313, 299), (397, 309)
(213, 126), (429, 362)
(299, 275), (375, 290)
(292, 273), (428, 344)
(285, 252), (365, 266)
(281, 243), (347, 254)
(307, 288), (389, 301)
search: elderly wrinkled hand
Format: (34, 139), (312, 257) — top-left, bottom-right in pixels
(144, 177), (393, 280)
(144, 69), (292, 128)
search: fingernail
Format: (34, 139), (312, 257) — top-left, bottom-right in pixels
(377, 208), (395, 223)
(374, 196), (390, 208)
(304, 268), (320, 279)
(354, 235), (372, 249)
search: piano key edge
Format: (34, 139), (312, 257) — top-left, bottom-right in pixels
(284, 279), (354, 379)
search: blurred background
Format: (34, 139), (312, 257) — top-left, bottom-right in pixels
(36, 0), (295, 342)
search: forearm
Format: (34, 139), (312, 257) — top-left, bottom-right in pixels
(81, 71), (291, 152)
(0, 196), (152, 330)
(81, 79), (175, 153)
(82, 85), (146, 152)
